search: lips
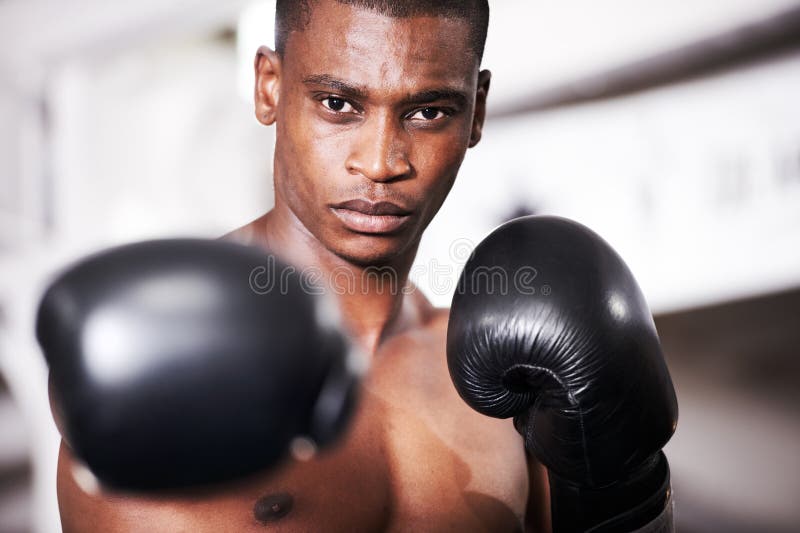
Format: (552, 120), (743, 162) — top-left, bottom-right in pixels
(330, 199), (413, 234)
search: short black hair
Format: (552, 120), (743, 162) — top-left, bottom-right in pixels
(275, 0), (490, 63)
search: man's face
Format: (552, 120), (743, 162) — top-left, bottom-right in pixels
(259, 0), (490, 265)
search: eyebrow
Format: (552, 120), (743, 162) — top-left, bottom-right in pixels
(303, 74), (368, 99)
(405, 89), (468, 108)
(303, 74), (469, 108)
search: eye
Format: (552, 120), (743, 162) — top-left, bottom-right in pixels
(321, 97), (355, 113)
(409, 107), (447, 121)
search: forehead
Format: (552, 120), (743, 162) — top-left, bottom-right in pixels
(282, 0), (478, 94)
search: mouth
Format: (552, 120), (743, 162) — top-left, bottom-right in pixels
(330, 199), (413, 234)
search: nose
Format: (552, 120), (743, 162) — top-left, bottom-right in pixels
(345, 112), (411, 183)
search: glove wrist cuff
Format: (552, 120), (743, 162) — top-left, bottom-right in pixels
(549, 451), (671, 532)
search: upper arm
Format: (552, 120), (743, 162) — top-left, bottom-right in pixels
(525, 451), (552, 533)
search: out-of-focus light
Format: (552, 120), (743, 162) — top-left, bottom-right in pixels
(82, 273), (225, 385)
(71, 462), (100, 496)
(237, 1), (276, 103)
(83, 307), (145, 384)
(290, 436), (318, 462)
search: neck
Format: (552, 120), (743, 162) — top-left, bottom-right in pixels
(257, 203), (424, 356)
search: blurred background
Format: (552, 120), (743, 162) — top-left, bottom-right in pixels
(1, 0), (799, 531)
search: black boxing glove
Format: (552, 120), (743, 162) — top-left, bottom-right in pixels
(447, 216), (678, 532)
(37, 239), (360, 491)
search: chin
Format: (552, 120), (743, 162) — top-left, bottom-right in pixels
(331, 234), (415, 267)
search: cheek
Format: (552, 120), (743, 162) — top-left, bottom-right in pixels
(274, 140), (325, 236)
(414, 133), (468, 195)
(285, 104), (348, 193)
(277, 115), (338, 208)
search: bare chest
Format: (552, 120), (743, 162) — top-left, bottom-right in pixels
(266, 318), (532, 531)
(370, 351), (530, 532)
(234, 381), (529, 532)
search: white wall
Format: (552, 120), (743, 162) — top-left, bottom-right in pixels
(47, 36), (273, 247)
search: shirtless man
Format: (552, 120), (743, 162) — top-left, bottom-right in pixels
(53, 1), (552, 531)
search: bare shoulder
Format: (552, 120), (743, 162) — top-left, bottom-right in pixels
(220, 213), (269, 248)
(424, 305), (451, 333)
(404, 285), (450, 335)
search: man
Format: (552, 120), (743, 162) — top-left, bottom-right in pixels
(55, 0), (552, 531)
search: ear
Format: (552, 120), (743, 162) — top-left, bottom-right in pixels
(469, 69), (492, 148)
(254, 45), (281, 126)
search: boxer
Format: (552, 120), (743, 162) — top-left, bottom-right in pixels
(53, 1), (552, 532)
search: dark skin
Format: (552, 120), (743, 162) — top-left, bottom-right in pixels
(55, 1), (551, 531)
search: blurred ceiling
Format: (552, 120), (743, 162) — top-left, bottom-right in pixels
(483, 0), (800, 110)
(2, 0), (800, 102)
(0, 0), (248, 92)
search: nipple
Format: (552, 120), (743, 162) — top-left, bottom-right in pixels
(253, 492), (294, 524)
